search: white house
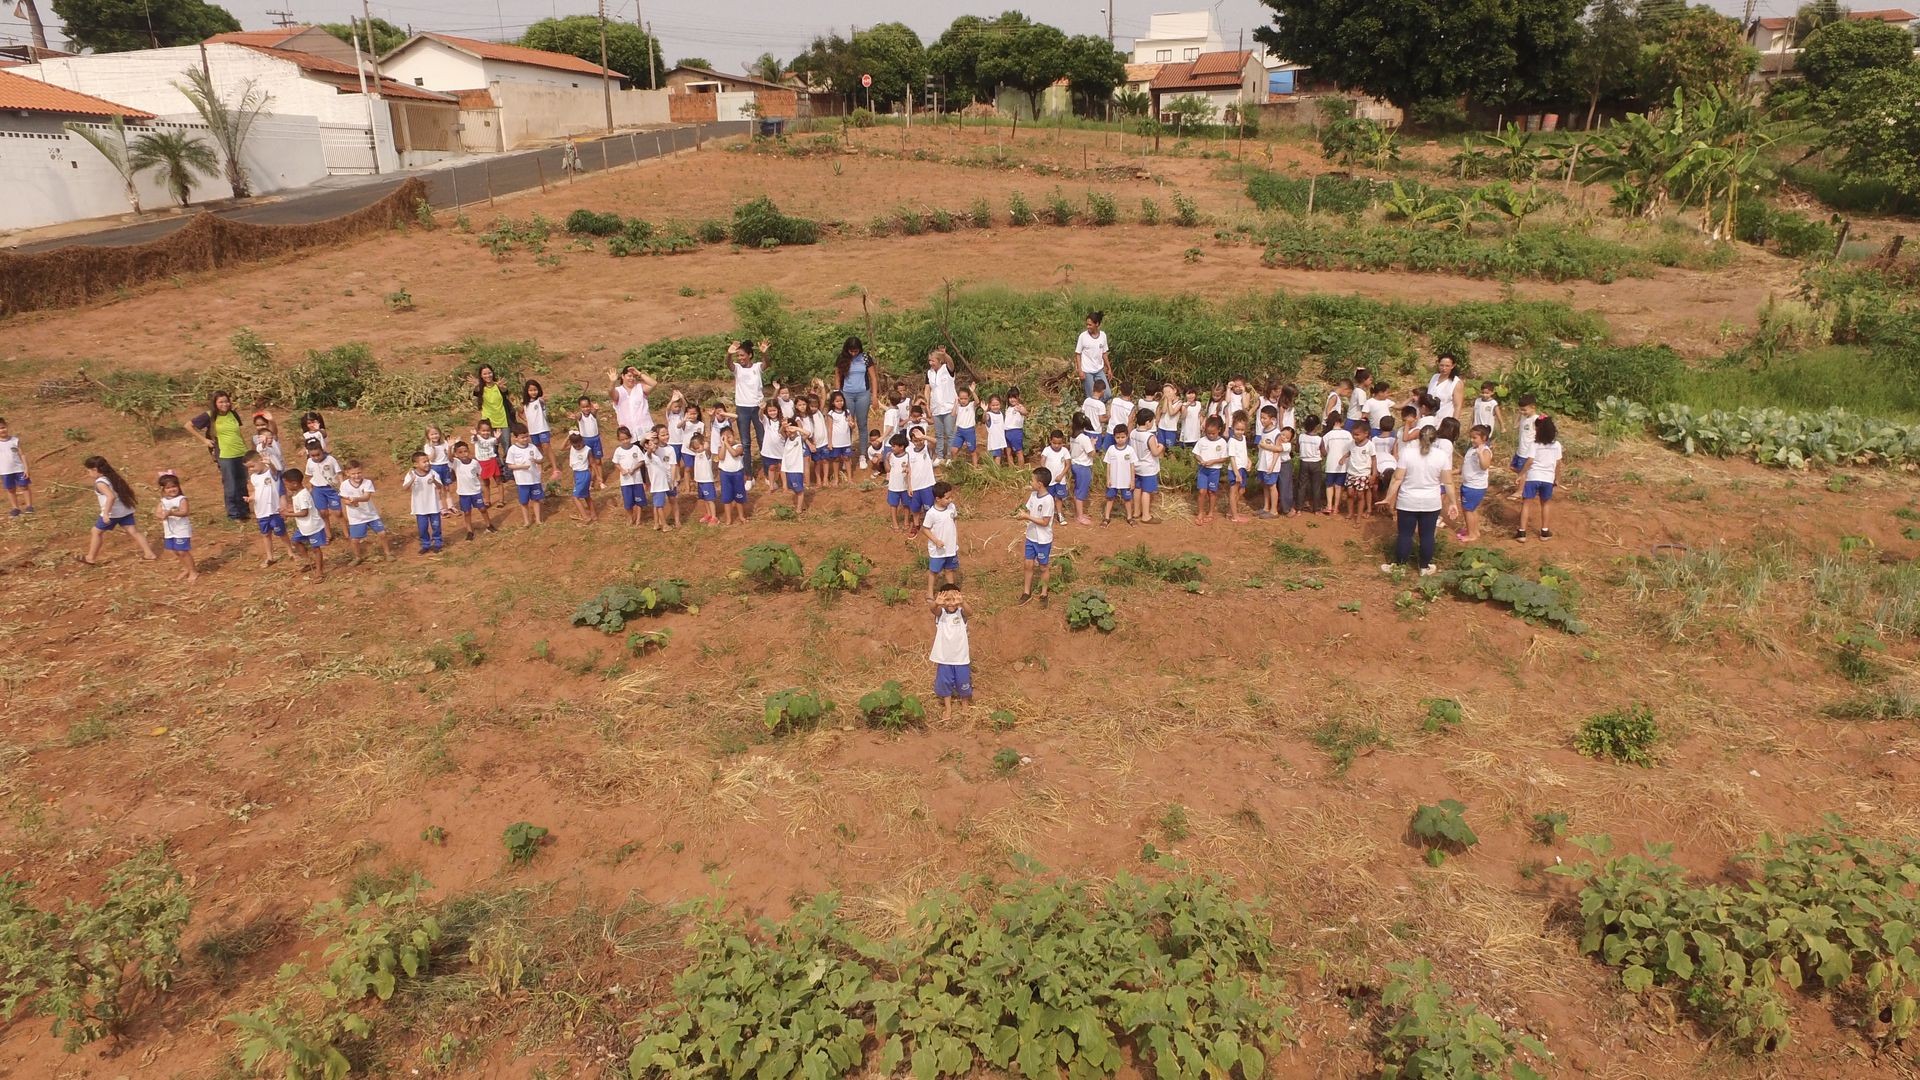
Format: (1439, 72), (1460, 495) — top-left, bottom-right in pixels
(1747, 8), (1919, 79)
(1148, 49), (1264, 122)
(1130, 10), (1226, 65)
(378, 32), (640, 148)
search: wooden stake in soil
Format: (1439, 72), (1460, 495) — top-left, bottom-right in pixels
(485, 160), (494, 205)
(1306, 174), (1316, 216)
(536, 157), (547, 193)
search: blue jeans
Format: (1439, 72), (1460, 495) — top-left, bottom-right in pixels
(932, 411), (957, 460)
(1396, 508), (1439, 568)
(217, 455), (247, 519)
(1081, 371), (1107, 402)
(843, 389), (872, 449)
(1277, 466), (1295, 514)
(735, 406), (763, 461)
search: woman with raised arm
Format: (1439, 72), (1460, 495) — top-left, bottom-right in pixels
(184, 390), (249, 520)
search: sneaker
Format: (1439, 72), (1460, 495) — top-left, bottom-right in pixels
(6, 509), (16, 518)
(1379, 563), (1396, 574)
(1419, 565), (1437, 577)
(1019, 591), (1032, 605)
(1539, 528), (1554, 541)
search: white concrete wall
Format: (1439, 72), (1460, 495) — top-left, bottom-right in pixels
(380, 39), (487, 92)
(487, 83), (669, 147)
(715, 91), (756, 122)
(483, 57), (605, 89)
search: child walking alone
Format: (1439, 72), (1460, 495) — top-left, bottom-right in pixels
(929, 584), (972, 723)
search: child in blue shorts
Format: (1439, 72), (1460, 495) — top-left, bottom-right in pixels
(155, 472), (196, 583)
(1068, 416), (1097, 526)
(246, 451), (288, 567)
(905, 427), (937, 538)
(503, 428), (546, 527)
(611, 427), (647, 527)
(1192, 417), (1229, 526)
(923, 481), (959, 600)
(644, 427), (680, 530)
(339, 461), (396, 561)
(780, 417), (812, 515)
(928, 584), (972, 722)
(883, 432), (911, 532)
(1019, 467), (1056, 606)
(566, 432), (597, 524)
(0, 417), (35, 516)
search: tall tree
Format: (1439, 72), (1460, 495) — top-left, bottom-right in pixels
(1640, 5), (1756, 99)
(520, 16), (663, 85)
(749, 52), (785, 83)
(790, 33), (860, 104)
(52, 0), (239, 52)
(1061, 34), (1126, 116)
(978, 21), (1068, 116)
(1790, 0), (1846, 46)
(1253, 0), (1583, 111)
(174, 65), (270, 199)
(676, 57), (713, 71)
(129, 130), (218, 207)
(1820, 65), (1920, 201)
(64, 115), (141, 215)
(319, 17), (405, 55)
(1573, 0), (1642, 129)
(929, 11), (1031, 105)
(1798, 18), (1915, 89)
(851, 22), (927, 110)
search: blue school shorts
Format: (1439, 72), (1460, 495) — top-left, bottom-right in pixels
(678, 448), (694, 469)
(837, 446), (856, 460)
(1004, 429), (1025, 452)
(459, 493), (486, 513)
(887, 489), (909, 507)
(1521, 480), (1554, 501)
(1462, 486), (1487, 511)
(516, 483), (543, 504)
(1023, 540), (1051, 565)
(954, 428), (977, 451)
(910, 486), (935, 512)
(309, 485), (342, 512)
(934, 662), (973, 699)
(786, 472), (806, 493)
(620, 484), (645, 509)
(719, 470), (747, 504)
(530, 431), (552, 447)
(1, 472), (28, 490)
(95, 512), (137, 531)
(1096, 433), (1114, 451)
(1228, 468), (1247, 488)
(1325, 471), (1347, 489)
(928, 554), (958, 573)
(163, 536), (191, 552)
(1195, 466), (1220, 492)
(348, 519), (387, 539)
(650, 490), (668, 508)
(1345, 418), (1362, 431)
(1156, 429), (1176, 448)
(583, 435), (603, 458)
(762, 456), (780, 476)
(1136, 474), (1159, 493)
(571, 471), (591, 498)
(293, 529), (327, 549)
(1105, 486), (1133, 501)
(1048, 482), (1067, 502)
(1258, 470), (1280, 488)
(256, 513), (286, 536)
(430, 463), (453, 486)
(1071, 463), (1092, 501)
(697, 481), (716, 502)
(1511, 454), (1526, 472)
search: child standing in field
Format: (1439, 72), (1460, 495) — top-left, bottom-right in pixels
(612, 428), (647, 526)
(1225, 417), (1252, 523)
(302, 440), (347, 541)
(566, 432), (597, 523)
(1193, 417), (1228, 526)
(1178, 389), (1204, 450)
(953, 386), (979, 465)
(1155, 385), (1180, 450)
(283, 468), (329, 580)
(758, 403), (785, 484)
(1020, 467), (1055, 605)
(451, 441), (492, 540)
(645, 427), (679, 530)
(423, 426), (455, 513)
(1458, 424), (1492, 542)
(471, 420), (503, 508)
(1346, 426), (1375, 518)
(827, 393), (855, 484)
(339, 461), (394, 562)
(1129, 411), (1164, 524)
(522, 381), (551, 448)
(928, 584), (972, 723)
(781, 417), (811, 516)
(81, 456), (156, 565)
(717, 427), (749, 524)
(504, 429), (545, 527)
(0, 417), (33, 516)
(1510, 393), (1539, 499)
(573, 396), (604, 490)
(252, 415), (283, 486)
(298, 412), (329, 451)
(1473, 382), (1501, 438)
(985, 393), (1008, 464)
(1321, 413), (1353, 515)
(1517, 416), (1562, 542)
(400, 452), (445, 554)
(862, 429), (884, 476)
(1296, 415), (1324, 506)
(906, 427), (937, 539)
(1039, 430), (1070, 522)
(1004, 390), (1028, 465)
(1256, 406), (1287, 519)
(155, 472), (195, 582)
(246, 451), (287, 566)
(884, 432), (911, 531)
(924, 481), (959, 600)
(1068, 416), (1097, 526)
(1101, 423), (1137, 526)
(689, 432), (717, 526)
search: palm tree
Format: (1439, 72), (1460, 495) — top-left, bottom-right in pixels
(749, 52), (784, 84)
(64, 115), (142, 215)
(129, 131), (219, 208)
(174, 67), (272, 199)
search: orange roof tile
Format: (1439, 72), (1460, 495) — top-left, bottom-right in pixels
(206, 28), (311, 48)
(451, 88), (496, 108)
(1189, 49), (1252, 76)
(0, 68), (153, 119)
(1123, 62), (1163, 83)
(1850, 7), (1917, 21)
(419, 33), (622, 79)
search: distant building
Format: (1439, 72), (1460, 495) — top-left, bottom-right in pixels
(1148, 49), (1263, 122)
(380, 32), (656, 147)
(380, 32), (622, 91)
(1130, 11), (1226, 65)
(1747, 8), (1920, 80)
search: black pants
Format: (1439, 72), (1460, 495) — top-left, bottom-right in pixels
(217, 455), (248, 519)
(1396, 508), (1440, 567)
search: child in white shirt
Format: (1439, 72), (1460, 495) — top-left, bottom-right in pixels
(339, 461), (394, 561)
(1101, 424), (1136, 526)
(884, 433), (911, 532)
(905, 428), (937, 539)
(246, 451), (287, 567)
(503, 430), (545, 527)
(566, 432), (597, 524)
(923, 482), (960, 600)
(0, 417), (34, 516)
(1517, 414), (1563, 542)
(451, 441), (492, 540)
(612, 427), (648, 527)
(1321, 416), (1354, 516)
(1019, 467), (1056, 605)
(644, 427), (679, 530)
(1225, 418), (1252, 523)
(400, 452), (445, 553)
(1128, 410), (1165, 524)
(929, 584), (972, 722)
(283, 467), (329, 580)
(1068, 417), (1097, 526)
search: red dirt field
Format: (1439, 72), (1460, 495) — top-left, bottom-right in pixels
(0, 127), (1915, 1079)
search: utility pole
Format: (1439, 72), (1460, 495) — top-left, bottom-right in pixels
(636, 4), (656, 88)
(1107, 4), (1114, 48)
(266, 8), (296, 28)
(597, 0), (614, 132)
(348, 22), (382, 174)
(360, 0), (384, 87)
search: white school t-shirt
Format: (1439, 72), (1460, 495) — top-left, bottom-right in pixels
(1472, 397), (1498, 432)
(1130, 430), (1160, 477)
(453, 459), (484, 497)
(1226, 437), (1250, 473)
(828, 411), (854, 449)
(1040, 445), (1070, 486)
(646, 446), (675, 490)
(1005, 404), (1026, 431)
(248, 470), (281, 518)
(1080, 397), (1107, 432)
(472, 433), (499, 462)
(719, 444), (745, 475)
(1461, 444), (1491, 490)
(1108, 397), (1134, 433)
(1323, 428), (1354, 473)
(926, 366), (956, 416)
(732, 360), (765, 408)
(1429, 374), (1462, 420)
(1526, 441), (1563, 483)
(929, 608), (970, 665)
(1255, 426), (1285, 472)
(923, 503), (958, 559)
(504, 444), (543, 486)
(1069, 433), (1095, 468)
(523, 398), (549, 437)
(1076, 330), (1109, 374)
(613, 383), (651, 437)
(1298, 433), (1323, 463)
(1025, 491), (1055, 545)
(0, 435), (21, 476)
(760, 419), (786, 459)
(986, 410), (1007, 452)
(1102, 444), (1135, 488)
(1517, 414), (1539, 459)
(567, 444), (591, 472)
(906, 445), (936, 489)
(954, 401), (977, 429)
(1365, 397), (1394, 429)
(305, 454), (342, 488)
(159, 494), (191, 539)
(254, 433), (283, 472)
(612, 444), (646, 486)
(1348, 440), (1374, 478)
(1179, 403), (1203, 443)
(576, 411), (600, 440)
(1395, 443), (1451, 513)
(692, 451), (716, 484)
(1156, 405), (1179, 435)
(781, 436), (806, 474)
(1193, 436), (1229, 469)
(340, 478), (381, 525)
(423, 440), (451, 467)
(290, 488), (325, 536)
(400, 469), (441, 515)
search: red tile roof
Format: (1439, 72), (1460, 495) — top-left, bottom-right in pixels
(416, 33), (622, 79)
(1756, 16), (1791, 29)
(1150, 51), (1252, 92)
(1189, 49), (1252, 76)
(1851, 8), (1917, 21)
(0, 68), (153, 119)
(206, 27), (311, 48)
(1123, 62), (1163, 84)
(218, 43), (455, 102)
(452, 88), (496, 109)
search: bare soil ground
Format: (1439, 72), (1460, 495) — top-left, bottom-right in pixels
(0, 125), (1915, 1079)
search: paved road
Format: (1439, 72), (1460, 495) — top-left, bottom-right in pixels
(11, 121), (750, 253)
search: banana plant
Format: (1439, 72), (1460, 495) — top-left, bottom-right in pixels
(1436, 191), (1499, 237)
(1479, 181), (1552, 233)
(1382, 180), (1447, 225)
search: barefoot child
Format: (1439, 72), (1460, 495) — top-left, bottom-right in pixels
(0, 417), (32, 516)
(246, 451), (288, 566)
(985, 393), (1008, 464)
(1346, 426), (1375, 519)
(400, 452), (445, 554)
(1256, 406), (1286, 519)
(504, 429), (545, 527)
(155, 472), (196, 581)
(1321, 413), (1353, 516)
(1019, 468), (1055, 605)
(283, 468), (328, 580)
(929, 584), (972, 723)
(423, 425), (456, 513)
(1004, 390), (1029, 465)
(1459, 424), (1492, 542)
(924, 481), (959, 599)
(573, 396), (604, 490)
(339, 461), (395, 561)
(953, 386), (979, 465)
(301, 439), (348, 541)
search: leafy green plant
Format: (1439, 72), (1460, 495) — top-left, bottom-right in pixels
(420, 825), (447, 845)
(740, 542), (804, 590)
(1443, 547), (1586, 634)
(1066, 588), (1117, 632)
(1574, 705), (1660, 766)
(1530, 811), (1569, 845)
(729, 196), (819, 247)
(764, 689), (833, 736)
(1043, 188), (1076, 226)
(856, 681), (926, 731)
(968, 196), (994, 228)
(1171, 191), (1200, 226)
(1410, 800), (1478, 866)
(806, 546), (873, 593)
(502, 822), (549, 866)
(1138, 197), (1161, 224)
(571, 579), (692, 631)
(626, 629), (670, 657)
(1379, 957), (1551, 1079)
(1648, 402), (1920, 469)
(310, 876), (443, 1001)
(564, 208), (625, 236)
(1086, 190), (1118, 226)
(880, 585), (912, 605)
(989, 709), (1016, 731)
(1159, 803), (1191, 842)
(992, 747), (1022, 775)
(1833, 625), (1888, 682)
(1100, 545), (1209, 585)
(1421, 698), (1463, 733)
(1007, 191), (1034, 226)
(1310, 719), (1385, 775)
(1271, 538), (1329, 566)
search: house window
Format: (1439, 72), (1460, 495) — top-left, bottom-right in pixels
(1155, 49), (1171, 61)
(414, 77), (424, 86)
(1183, 47), (1198, 60)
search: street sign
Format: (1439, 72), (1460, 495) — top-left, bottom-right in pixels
(860, 73), (872, 88)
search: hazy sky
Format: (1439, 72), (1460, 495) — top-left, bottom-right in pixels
(1, 0), (1775, 70)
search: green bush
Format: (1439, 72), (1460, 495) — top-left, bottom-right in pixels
(1007, 191), (1034, 226)
(1442, 547), (1586, 634)
(502, 821), (549, 865)
(292, 343), (379, 410)
(1243, 169), (1377, 216)
(730, 196), (819, 247)
(857, 680), (926, 731)
(1379, 957), (1550, 1079)
(571, 579), (691, 632)
(1100, 545), (1208, 584)
(564, 209), (625, 236)
(1574, 705), (1661, 766)
(1410, 799), (1477, 866)
(1086, 190), (1118, 226)
(1066, 588), (1117, 632)
(1043, 189), (1076, 226)
(740, 542), (805, 589)
(1502, 344), (1681, 419)
(806, 546), (873, 593)
(763, 688), (833, 735)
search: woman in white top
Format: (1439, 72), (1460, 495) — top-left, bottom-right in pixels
(726, 339), (769, 462)
(1376, 428), (1455, 575)
(1074, 311), (1110, 403)
(1517, 415), (1563, 542)
(1427, 354), (1466, 423)
(925, 347), (959, 464)
(83, 455), (157, 565)
(609, 365), (658, 443)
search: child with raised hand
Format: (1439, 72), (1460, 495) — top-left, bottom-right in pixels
(905, 426), (937, 539)
(1458, 424), (1493, 542)
(302, 439), (348, 541)
(1155, 384), (1181, 449)
(1193, 417), (1229, 526)
(953, 385), (980, 465)
(423, 425), (456, 512)
(1346, 426), (1375, 518)
(928, 583), (972, 724)
(644, 427), (679, 530)
(1255, 405), (1286, 519)
(0, 417), (33, 516)
(504, 427), (545, 527)
(781, 416), (812, 515)
(1320, 412), (1353, 516)
(1225, 416), (1252, 523)
(155, 472), (195, 582)
(1517, 415), (1562, 543)
(400, 452), (446, 554)
(1101, 422), (1137, 526)
(862, 429), (885, 476)
(283, 467), (329, 579)
(1129, 409), (1165, 524)
(245, 450), (287, 566)
(1019, 467), (1056, 606)
(470, 420), (503, 508)
(339, 460), (395, 561)
(566, 432), (597, 523)
(1068, 415), (1097, 527)
(985, 392), (1009, 464)
(1003, 390), (1029, 465)
(884, 432), (911, 532)
(689, 432), (717, 526)
(572, 396), (605, 490)
(1177, 388), (1204, 450)
(611, 428), (647, 526)
(924, 480), (960, 600)
(718, 426), (749, 525)
(451, 441), (493, 540)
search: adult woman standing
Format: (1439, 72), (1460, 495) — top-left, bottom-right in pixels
(470, 365), (518, 433)
(185, 390), (249, 519)
(835, 336), (876, 450)
(925, 346), (958, 464)
(1427, 354), (1466, 423)
(1377, 426), (1456, 576)
(609, 364), (657, 439)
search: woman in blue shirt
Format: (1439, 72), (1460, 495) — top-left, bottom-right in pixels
(835, 336), (875, 451)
